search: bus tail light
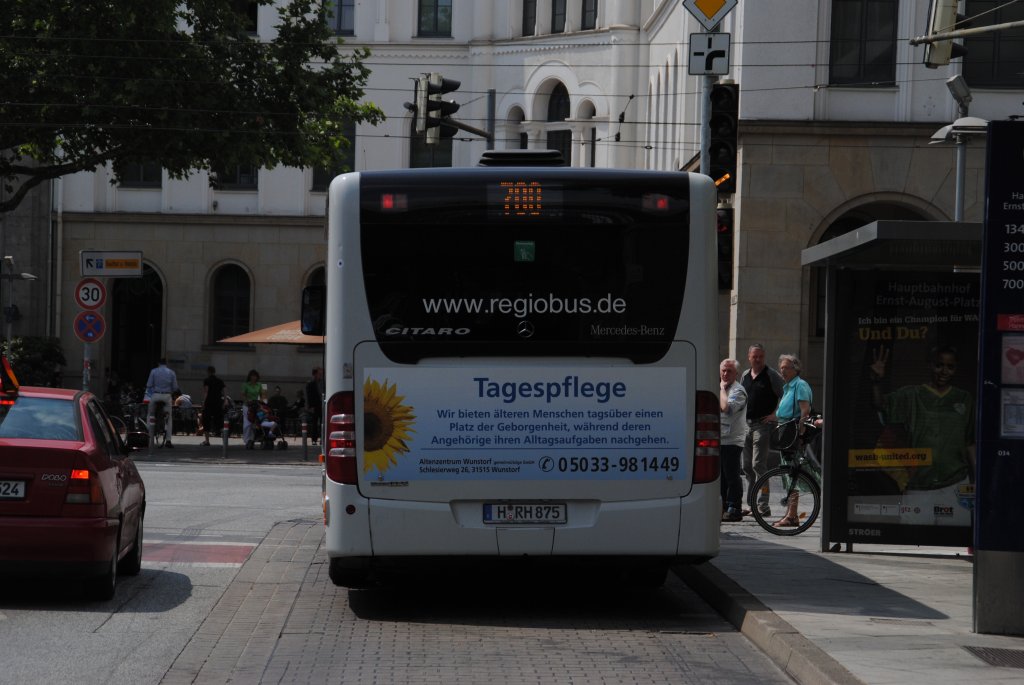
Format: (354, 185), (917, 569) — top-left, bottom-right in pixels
(693, 390), (720, 484)
(325, 391), (358, 485)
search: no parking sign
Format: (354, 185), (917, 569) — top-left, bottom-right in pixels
(73, 310), (106, 343)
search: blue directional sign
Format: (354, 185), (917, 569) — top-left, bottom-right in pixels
(79, 250), (142, 277)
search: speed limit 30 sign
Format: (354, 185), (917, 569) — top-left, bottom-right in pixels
(75, 278), (106, 310)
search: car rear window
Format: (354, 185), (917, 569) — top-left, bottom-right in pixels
(0, 397), (81, 441)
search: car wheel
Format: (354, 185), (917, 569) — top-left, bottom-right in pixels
(89, 531), (119, 600)
(118, 515), (144, 576)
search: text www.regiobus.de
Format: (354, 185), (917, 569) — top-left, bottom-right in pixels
(421, 293), (627, 317)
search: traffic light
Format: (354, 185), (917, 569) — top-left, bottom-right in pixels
(423, 72), (460, 145)
(716, 208), (734, 291)
(924, 0), (967, 68)
(709, 83), (739, 194)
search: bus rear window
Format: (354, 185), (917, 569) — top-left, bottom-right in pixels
(360, 170), (690, 363)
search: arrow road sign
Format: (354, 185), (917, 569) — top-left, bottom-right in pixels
(73, 310), (106, 343)
(689, 33), (731, 75)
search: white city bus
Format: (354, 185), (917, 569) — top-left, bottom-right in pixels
(304, 151), (721, 587)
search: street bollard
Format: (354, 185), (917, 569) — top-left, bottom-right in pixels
(301, 419), (308, 461)
(147, 412), (155, 456)
(222, 417), (229, 458)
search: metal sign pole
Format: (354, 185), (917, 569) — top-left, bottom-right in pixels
(701, 73), (712, 177)
(82, 342), (92, 391)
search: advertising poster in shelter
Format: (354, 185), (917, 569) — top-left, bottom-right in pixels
(831, 270), (979, 546)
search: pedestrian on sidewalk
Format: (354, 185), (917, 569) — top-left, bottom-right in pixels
(765, 353), (813, 528)
(305, 366), (323, 445)
(719, 358), (748, 522)
(145, 358), (179, 448)
(200, 366), (226, 446)
(241, 369), (266, 449)
(740, 343), (784, 517)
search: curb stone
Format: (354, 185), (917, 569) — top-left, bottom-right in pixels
(674, 561), (865, 685)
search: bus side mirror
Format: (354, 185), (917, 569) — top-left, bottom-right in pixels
(301, 285), (325, 336)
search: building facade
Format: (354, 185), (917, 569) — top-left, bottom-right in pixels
(27, 0), (1018, 399)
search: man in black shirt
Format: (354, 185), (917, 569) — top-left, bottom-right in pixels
(200, 366), (226, 446)
(305, 366), (323, 445)
(740, 343), (785, 516)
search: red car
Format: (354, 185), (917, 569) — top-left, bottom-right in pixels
(0, 386), (147, 599)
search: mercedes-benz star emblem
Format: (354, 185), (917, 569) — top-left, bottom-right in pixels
(517, 320), (535, 338)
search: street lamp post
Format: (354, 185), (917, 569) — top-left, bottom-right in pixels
(930, 75), (987, 224)
(947, 76), (972, 222)
(929, 76), (989, 223)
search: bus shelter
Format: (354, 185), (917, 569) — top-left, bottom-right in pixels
(802, 220), (982, 551)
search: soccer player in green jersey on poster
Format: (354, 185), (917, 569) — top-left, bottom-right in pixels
(870, 345), (976, 526)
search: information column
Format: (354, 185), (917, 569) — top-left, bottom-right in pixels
(975, 120), (1024, 635)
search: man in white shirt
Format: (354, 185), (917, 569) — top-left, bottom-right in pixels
(720, 358), (748, 522)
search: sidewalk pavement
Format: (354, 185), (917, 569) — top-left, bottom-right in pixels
(149, 442), (1024, 684)
(678, 520), (1024, 685)
(130, 432), (324, 465)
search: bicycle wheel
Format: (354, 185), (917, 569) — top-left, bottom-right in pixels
(110, 415), (128, 437)
(748, 466), (821, 536)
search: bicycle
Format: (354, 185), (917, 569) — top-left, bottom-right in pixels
(748, 415), (823, 536)
(145, 398), (171, 448)
(121, 402), (149, 433)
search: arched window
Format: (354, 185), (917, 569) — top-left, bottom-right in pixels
(211, 264), (251, 343)
(546, 83), (571, 164)
(547, 83), (570, 122)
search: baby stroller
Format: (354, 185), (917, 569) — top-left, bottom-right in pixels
(246, 401), (288, 450)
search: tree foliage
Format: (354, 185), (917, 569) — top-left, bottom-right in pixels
(3, 336), (66, 387)
(0, 0), (384, 212)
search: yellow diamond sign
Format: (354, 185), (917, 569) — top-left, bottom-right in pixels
(682, 0), (737, 31)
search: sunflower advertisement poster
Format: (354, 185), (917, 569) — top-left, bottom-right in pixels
(361, 366), (688, 482)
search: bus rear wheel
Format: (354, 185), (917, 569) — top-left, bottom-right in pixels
(328, 557), (372, 588)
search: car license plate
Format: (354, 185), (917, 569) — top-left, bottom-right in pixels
(0, 480), (26, 500)
(483, 502), (566, 525)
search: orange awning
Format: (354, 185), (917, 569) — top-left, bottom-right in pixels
(218, 320), (323, 345)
